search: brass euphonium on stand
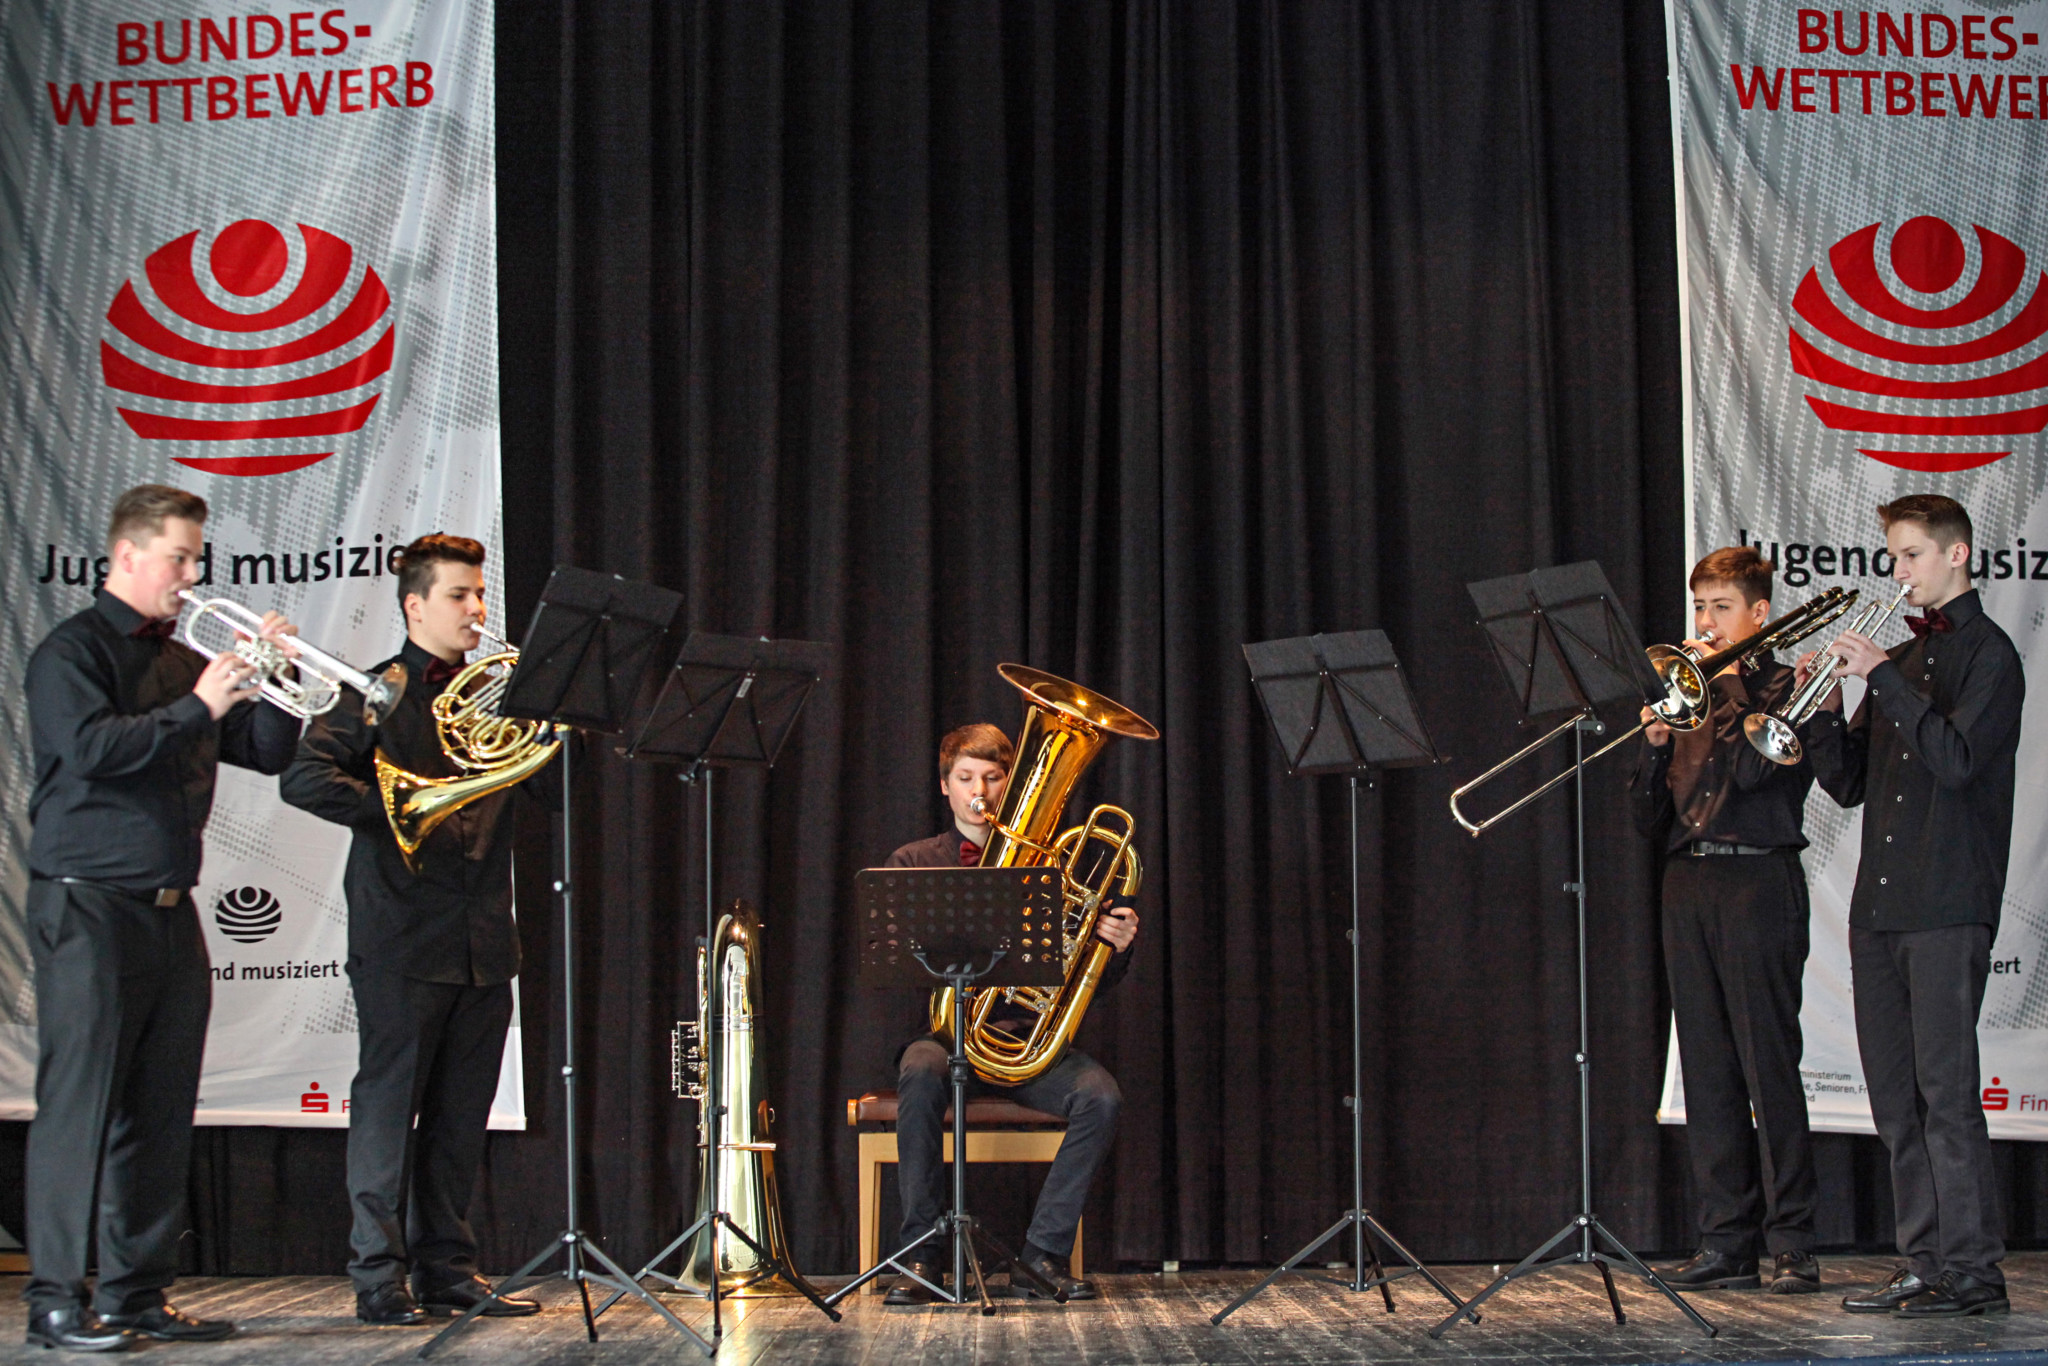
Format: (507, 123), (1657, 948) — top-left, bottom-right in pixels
(930, 665), (1160, 1085)
(670, 902), (817, 1298)
(375, 625), (563, 872)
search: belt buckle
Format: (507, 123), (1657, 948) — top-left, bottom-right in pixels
(154, 888), (183, 908)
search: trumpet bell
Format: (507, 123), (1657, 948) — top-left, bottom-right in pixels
(1743, 712), (1803, 767)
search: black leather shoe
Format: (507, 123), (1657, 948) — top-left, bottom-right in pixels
(1765, 1250), (1822, 1294)
(1841, 1265), (1930, 1313)
(414, 1275), (540, 1318)
(356, 1282), (429, 1325)
(1651, 1248), (1760, 1290)
(1896, 1270), (2009, 1317)
(1013, 1242), (1094, 1301)
(99, 1303), (236, 1341)
(24, 1307), (135, 1352)
(883, 1261), (942, 1306)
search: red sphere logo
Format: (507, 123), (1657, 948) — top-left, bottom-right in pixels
(100, 220), (394, 476)
(1791, 216), (2045, 474)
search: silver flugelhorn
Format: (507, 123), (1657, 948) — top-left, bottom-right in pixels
(1743, 583), (1910, 767)
(178, 591), (408, 723)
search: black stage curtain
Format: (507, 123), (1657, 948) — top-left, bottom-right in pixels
(8, 0), (2048, 1277)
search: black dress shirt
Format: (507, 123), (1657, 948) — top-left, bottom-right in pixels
(1629, 656), (1814, 854)
(884, 828), (1133, 1039)
(26, 590), (300, 890)
(280, 640), (558, 986)
(1806, 589), (2024, 932)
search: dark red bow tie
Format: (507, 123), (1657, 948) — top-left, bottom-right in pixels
(1905, 608), (1953, 637)
(421, 656), (461, 687)
(131, 617), (178, 642)
(959, 840), (982, 867)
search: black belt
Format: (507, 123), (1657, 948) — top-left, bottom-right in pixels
(45, 876), (186, 907)
(1685, 841), (1778, 857)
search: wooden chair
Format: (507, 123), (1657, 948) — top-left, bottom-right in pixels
(847, 1089), (1082, 1278)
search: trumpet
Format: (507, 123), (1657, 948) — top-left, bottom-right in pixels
(179, 591), (408, 723)
(1744, 583), (1910, 766)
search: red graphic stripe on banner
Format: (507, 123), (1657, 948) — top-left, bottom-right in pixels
(1789, 330), (2048, 399)
(1793, 269), (2048, 364)
(116, 395), (381, 440)
(100, 329), (395, 403)
(171, 452), (335, 476)
(1805, 396), (2048, 435)
(106, 273), (391, 369)
(1829, 223), (2026, 329)
(144, 226), (353, 333)
(1858, 448), (2011, 473)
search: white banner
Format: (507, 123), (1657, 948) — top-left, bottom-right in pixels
(0, 0), (521, 1128)
(1663, 0), (2048, 1137)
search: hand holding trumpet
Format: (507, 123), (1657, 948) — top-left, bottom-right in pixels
(193, 610), (301, 719)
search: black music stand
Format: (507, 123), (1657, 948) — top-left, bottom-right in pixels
(594, 632), (838, 1337)
(1213, 631), (1467, 1326)
(1430, 563), (1714, 1340)
(825, 867), (1071, 1315)
(420, 569), (693, 1359)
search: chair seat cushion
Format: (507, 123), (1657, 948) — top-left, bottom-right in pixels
(849, 1088), (1064, 1127)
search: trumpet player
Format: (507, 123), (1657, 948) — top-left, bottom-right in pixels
(879, 723), (1137, 1306)
(1803, 495), (2024, 1318)
(1629, 547), (1822, 1296)
(22, 485), (300, 1351)
(281, 534), (554, 1326)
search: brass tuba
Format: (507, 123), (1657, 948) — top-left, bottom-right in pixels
(671, 902), (817, 1297)
(929, 665), (1159, 1085)
(375, 625), (563, 872)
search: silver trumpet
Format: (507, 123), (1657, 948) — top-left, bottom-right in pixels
(1744, 583), (1911, 766)
(178, 590), (408, 723)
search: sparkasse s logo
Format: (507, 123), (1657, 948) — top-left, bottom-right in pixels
(100, 219), (394, 477)
(1791, 215), (2044, 474)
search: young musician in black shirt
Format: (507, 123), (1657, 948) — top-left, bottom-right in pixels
(282, 535), (552, 1326)
(1804, 495), (2024, 1317)
(22, 485), (300, 1351)
(1631, 547), (1822, 1294)
(879, 723), (1136, 1305)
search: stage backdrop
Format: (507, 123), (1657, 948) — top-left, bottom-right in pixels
(0, 0), (520, 1128)
(1662, 0), (2048, 1137)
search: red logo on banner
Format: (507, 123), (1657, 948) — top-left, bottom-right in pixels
(100, 219), (394, 476)
(1790, 216), (2045, 474)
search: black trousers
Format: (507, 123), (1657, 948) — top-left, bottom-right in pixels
(1662, 851), (1817, 1257)
(345, 964), (513, 1294)
(895, 1041), (1121, 1259)
(22, 881), (210, 1317)
(1851, 922), (2004, 1285)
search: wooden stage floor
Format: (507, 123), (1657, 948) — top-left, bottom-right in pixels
(3, 1254), (2046, 1365)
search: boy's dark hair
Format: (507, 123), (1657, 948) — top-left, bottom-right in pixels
(107, 484), (207, 552)
(1689, 545), (1774, 605)
(939, 723), (1013, 778)
(1877, 494), (1973, 554)
(390, 533), (486, 608)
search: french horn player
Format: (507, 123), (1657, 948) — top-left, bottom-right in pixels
(281, 534), (559, 1327)
(880, 688), (1152, 1308)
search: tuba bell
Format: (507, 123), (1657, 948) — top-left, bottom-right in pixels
(375, 624), (563, 872)
(929, 665), (1159, 1085)
(671, 901), (817, 1297)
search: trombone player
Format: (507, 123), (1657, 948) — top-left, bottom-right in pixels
(282, 534), (555, 1326)
(1631, 547), (1822, 1295)
(23, 485), (298, 1350)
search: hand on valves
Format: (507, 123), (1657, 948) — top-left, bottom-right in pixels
(1095, 903), (1140, 952)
